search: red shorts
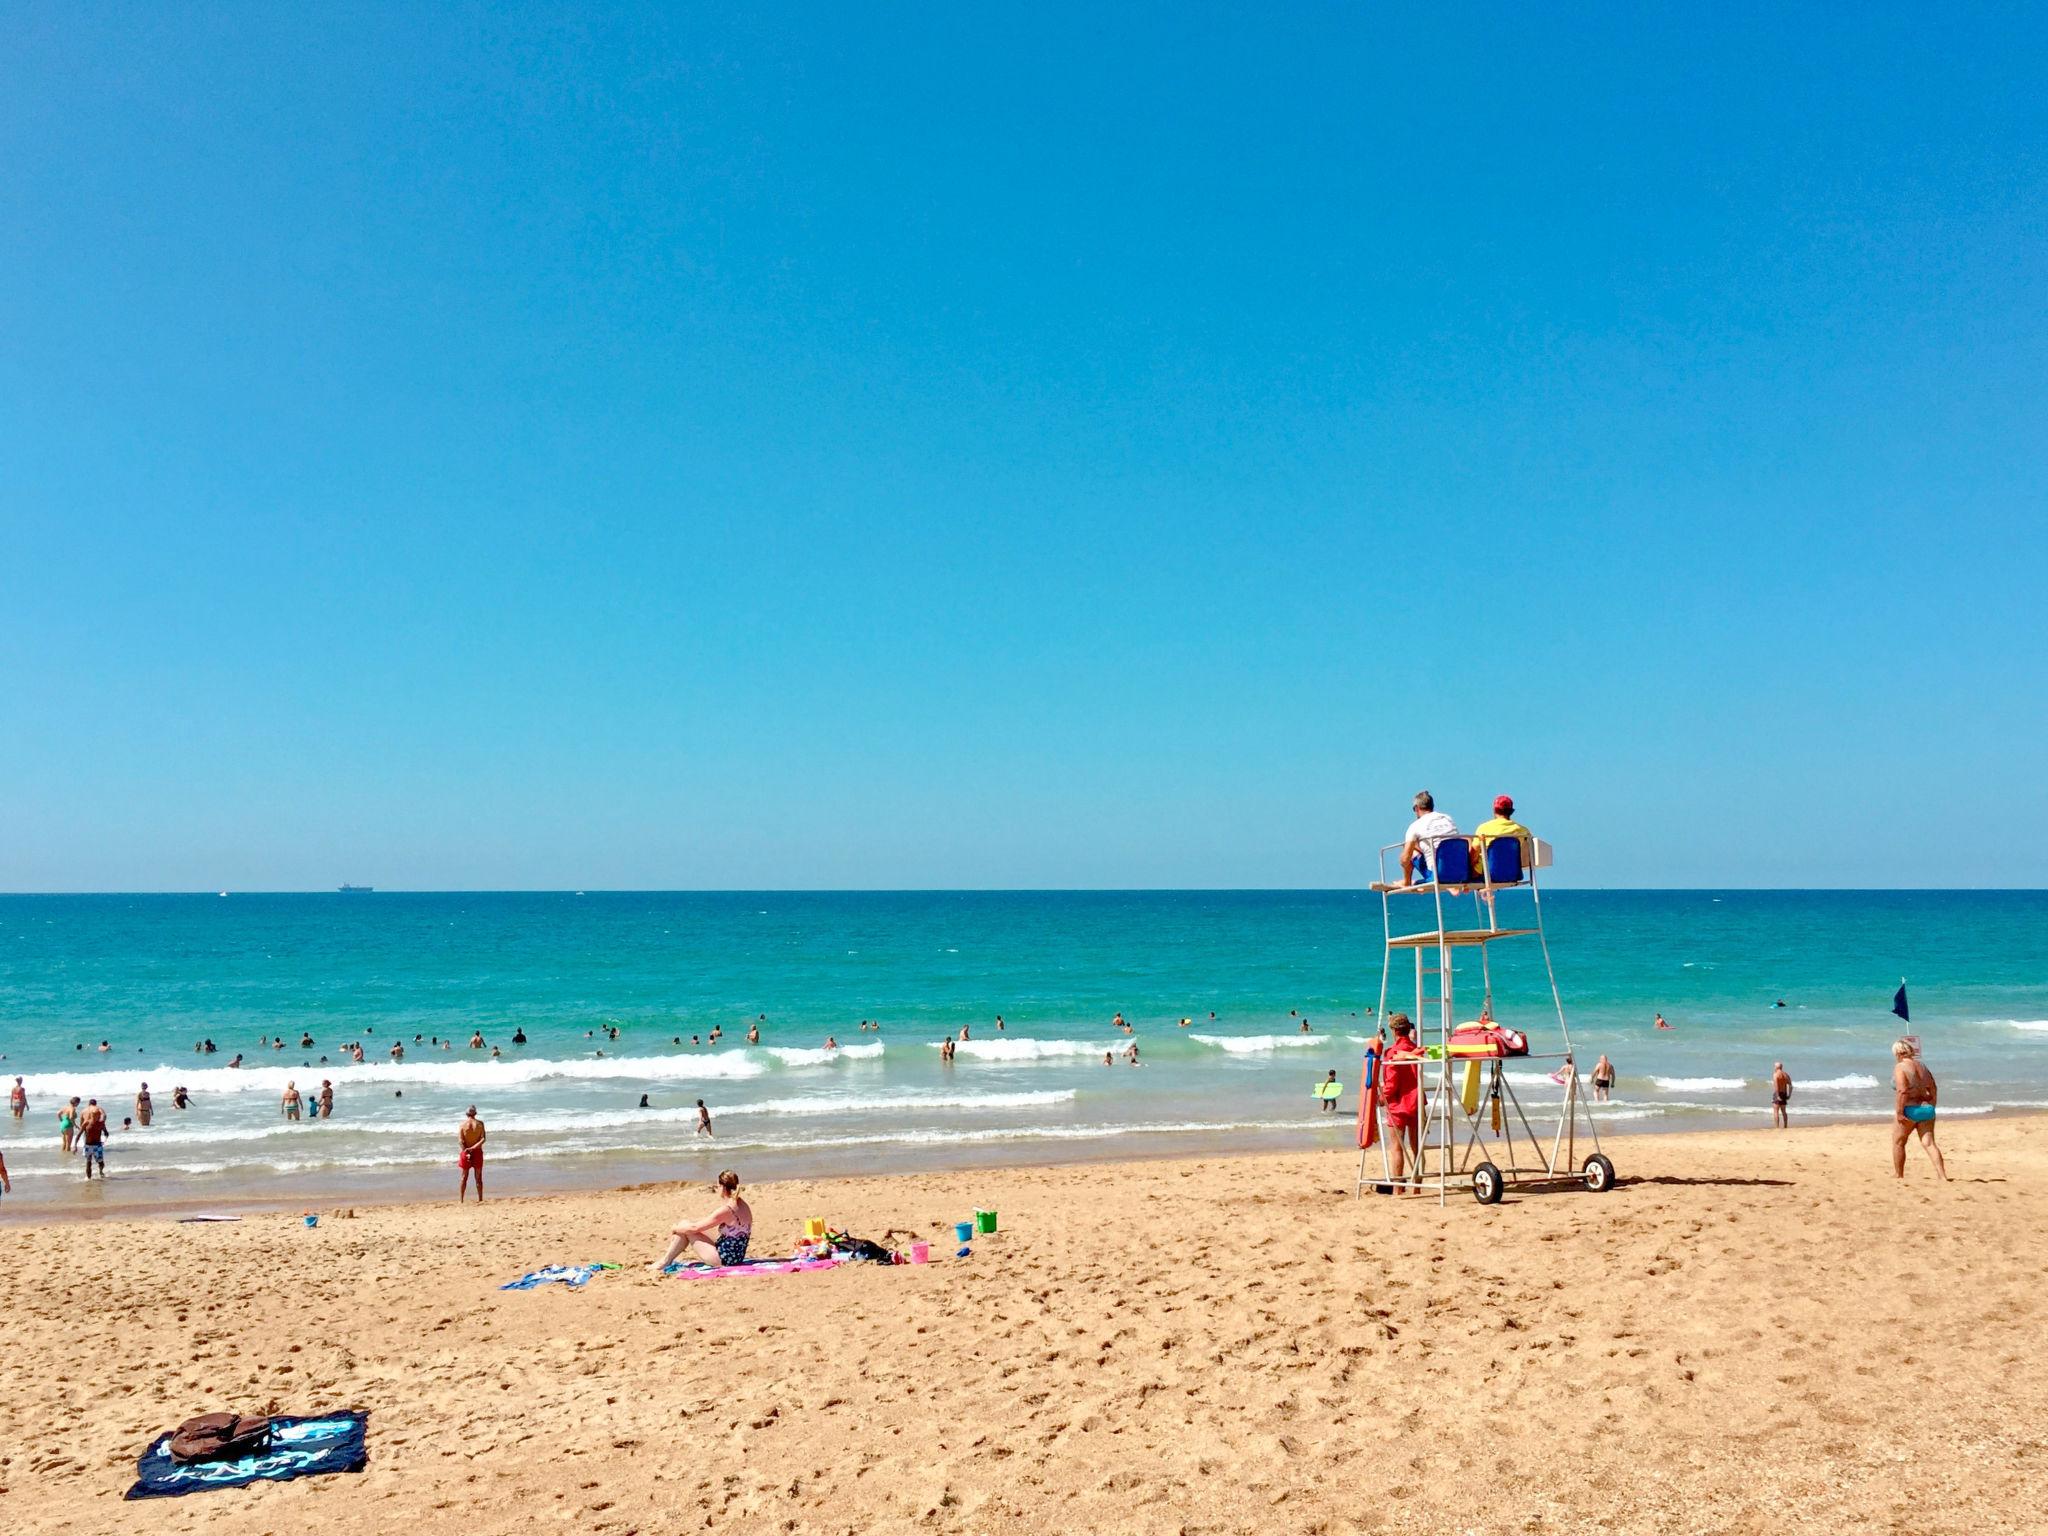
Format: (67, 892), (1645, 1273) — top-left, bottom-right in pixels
(458, 1145), (484, 1171)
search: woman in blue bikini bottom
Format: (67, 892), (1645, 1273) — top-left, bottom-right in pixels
(1891, 1040), (1949, 1181)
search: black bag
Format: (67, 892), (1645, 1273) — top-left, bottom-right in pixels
(167, 1413), (273, 1464)
(828, 1232), (896, 1264)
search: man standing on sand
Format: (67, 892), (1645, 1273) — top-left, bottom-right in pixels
(1892, 1040), (1948, 1180)
(458, 1105), (487, 1201)
(78, 1099), (108, 1179)
(695, 1099), (714, 1137)
(1771, 1063), (1793, 1128)
(136, 1082), (153, 1127)
(9, 1076), (26, 1120)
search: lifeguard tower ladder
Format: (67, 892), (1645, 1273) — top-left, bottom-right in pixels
(1355, 830), (1614, 1205)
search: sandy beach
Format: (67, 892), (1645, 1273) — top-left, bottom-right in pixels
(3, 1115), (2043, 1535)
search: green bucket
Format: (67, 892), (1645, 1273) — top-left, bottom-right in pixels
(974, 1208), (997, 1235)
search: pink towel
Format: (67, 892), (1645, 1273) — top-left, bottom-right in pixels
(668, 1257), (844, 1280)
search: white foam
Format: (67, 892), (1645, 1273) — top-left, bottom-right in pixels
(718, 1088), (1071, 1118)
(950, 1037), (1115, 1062)
(1995, 1020), (2048, 1034)
(1648, 1076), (1746, 1092)
(763, 1042), (884, 1067)
(37, 1088), (1086, 1149)
(1190, 1034), (1326, 1054)
(16, 1050), (770, 1099)
(1798, 1073), (1882, 1092)
(6, 1117), (1279, 1179)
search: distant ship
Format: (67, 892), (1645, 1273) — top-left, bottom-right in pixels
(337, 884), (374, 893)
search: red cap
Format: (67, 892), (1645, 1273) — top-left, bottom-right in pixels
(1493, 795), (1515, 815)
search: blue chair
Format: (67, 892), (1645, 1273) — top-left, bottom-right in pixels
(1484, 837), (1524, 885)
(1433, 837), (1474, 885)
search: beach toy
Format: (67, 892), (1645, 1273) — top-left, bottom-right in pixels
(802, 1216), (827, 1242)
(955, 1245), (971, 1258)
(302, 1213), (318, 1229)
(910, 1242), (930, 1264)
(975, 1208), (997, 1235)
(954, 1220), (974, 1244)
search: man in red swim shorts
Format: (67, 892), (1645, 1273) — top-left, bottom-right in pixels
(457, 1104), (487, 1203)
(1382, 1015), (1426, 1188)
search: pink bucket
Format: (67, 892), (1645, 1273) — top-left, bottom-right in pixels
(910, 1242), (931, 1264)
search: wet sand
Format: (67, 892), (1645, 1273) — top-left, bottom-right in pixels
(2, 1114), (2041, 1535)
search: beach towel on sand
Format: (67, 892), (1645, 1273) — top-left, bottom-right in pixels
(500, 1263), (619, 1291)
(126, 1412), (368, 1500)
(663, 1255), (844, 1280)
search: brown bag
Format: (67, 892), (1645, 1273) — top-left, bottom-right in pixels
(167, 1412), (273, 1463)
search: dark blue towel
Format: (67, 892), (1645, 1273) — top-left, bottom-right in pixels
(126, 1411), (368, 1500)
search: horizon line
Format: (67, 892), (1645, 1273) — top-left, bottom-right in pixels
(4, 887), (2046, 898)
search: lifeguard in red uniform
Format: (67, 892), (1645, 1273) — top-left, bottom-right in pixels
(1382, 1014), (1425, 1185)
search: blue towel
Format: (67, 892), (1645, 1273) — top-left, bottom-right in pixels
(126, 1412), (368, 1500)
(501, 1263), (613, 1290)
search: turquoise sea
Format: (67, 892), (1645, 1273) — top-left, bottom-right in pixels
(2, 891), (2045, 1211)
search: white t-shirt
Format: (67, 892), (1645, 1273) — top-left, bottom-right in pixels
(1405, 810), (1461, 871)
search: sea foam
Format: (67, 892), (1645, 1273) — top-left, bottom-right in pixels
(950, 1037), (1116, 1062)
(17, 1049), (772, 1099)
(1648, 1075), (1747, 1092)
(1190, 1034), (1327, 1054)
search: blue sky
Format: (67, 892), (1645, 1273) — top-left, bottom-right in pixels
(3, 3), (2043, 890)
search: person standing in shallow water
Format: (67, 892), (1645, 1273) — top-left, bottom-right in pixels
(10, 1076), (27, 1120)
(695, 1099), (713, 1138)
(78, 1099), (108, 1179)
(135, 1082), (153, 1127)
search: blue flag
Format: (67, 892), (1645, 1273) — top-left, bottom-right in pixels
(1892, 981), (1910, 1023)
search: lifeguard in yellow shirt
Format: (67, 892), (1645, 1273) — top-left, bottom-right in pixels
(1472, 795), (1534, 875)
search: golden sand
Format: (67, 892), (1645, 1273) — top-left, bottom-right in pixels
(3, 1116), (2042, 1535)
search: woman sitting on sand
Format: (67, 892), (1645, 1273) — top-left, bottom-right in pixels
(652, 1170), (753, 1271)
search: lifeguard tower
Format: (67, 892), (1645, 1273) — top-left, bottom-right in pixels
(1356, 828), (1613, 1204)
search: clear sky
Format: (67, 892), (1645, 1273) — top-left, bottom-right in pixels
(3, 4), (2043, 891)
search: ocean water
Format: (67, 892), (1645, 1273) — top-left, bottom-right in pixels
(2, 890), (2044, 1211)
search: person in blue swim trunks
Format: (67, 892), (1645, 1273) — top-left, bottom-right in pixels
(651, 1169), (753, 1271)
(1891, 1039), (1949, 1181)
